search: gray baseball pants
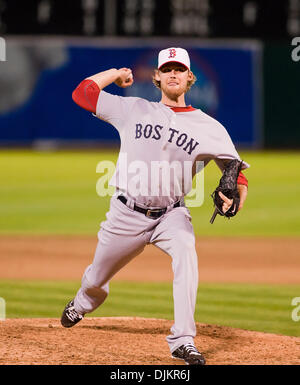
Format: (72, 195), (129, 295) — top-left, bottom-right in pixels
(74, 195), (199, 353)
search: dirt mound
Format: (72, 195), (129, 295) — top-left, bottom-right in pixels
(1, 317), (299, 365)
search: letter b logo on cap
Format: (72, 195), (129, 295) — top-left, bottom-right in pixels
(168, 48), (176, 58)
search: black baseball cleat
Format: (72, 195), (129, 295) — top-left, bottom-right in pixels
(172, 343), (206, 365)
(61, 300), (84, 328)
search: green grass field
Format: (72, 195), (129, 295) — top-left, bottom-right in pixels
(1, 149), (300, 236)
(0, 280), (299, 337)
(1, 149), (299, 337)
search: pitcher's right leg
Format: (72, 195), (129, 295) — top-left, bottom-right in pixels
(64, 195), (158, 321)
(74, 227), (147, 315)
(61, 195), (160, 327)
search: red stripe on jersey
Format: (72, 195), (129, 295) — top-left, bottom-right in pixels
(166, 105), (196, 112)
(237, 171), (248, 187)
(72, 79), (100, 113)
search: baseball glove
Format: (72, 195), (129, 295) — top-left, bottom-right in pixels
(210, 159), (243, 224)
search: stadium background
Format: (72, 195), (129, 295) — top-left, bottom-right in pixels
(0, 0), (300, 365)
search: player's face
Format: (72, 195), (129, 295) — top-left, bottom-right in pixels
(156, 63), (193, 99)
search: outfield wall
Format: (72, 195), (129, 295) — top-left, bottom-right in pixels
(263, 42), (300, 149)
(0, 37), (262, 148)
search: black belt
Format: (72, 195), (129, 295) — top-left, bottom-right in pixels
(117, 195), (180, 219)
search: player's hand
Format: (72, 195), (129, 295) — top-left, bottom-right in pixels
(218, 191), (234, 214)
(114, 68), (134, 88)
(237, 184), (248, 211)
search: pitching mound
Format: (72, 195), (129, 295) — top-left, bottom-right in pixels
(1, 317), (299, 365)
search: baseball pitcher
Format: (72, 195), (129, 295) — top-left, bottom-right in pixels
(60, 47), (249, 365)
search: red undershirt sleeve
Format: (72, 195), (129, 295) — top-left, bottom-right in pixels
(237, 171), (248, 187)
(72, 79), (100, 113)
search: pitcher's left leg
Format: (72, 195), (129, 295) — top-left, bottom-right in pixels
(150, 207), (199, 353)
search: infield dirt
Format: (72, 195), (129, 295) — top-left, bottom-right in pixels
(1, 317), (300, 365)
(1, 235), (299, 283)
(1, 235), (300, 365)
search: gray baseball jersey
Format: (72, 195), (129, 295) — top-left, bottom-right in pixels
(74, 91), (249, 354)
(95, 90), (249, 207)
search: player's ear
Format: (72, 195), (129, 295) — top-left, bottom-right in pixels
(154, 69), (161, 81)
(187, 70), (194, 81)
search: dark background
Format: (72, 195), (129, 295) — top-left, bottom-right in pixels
(0, 0), (299, 148)
(0, 0), (296, 39)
